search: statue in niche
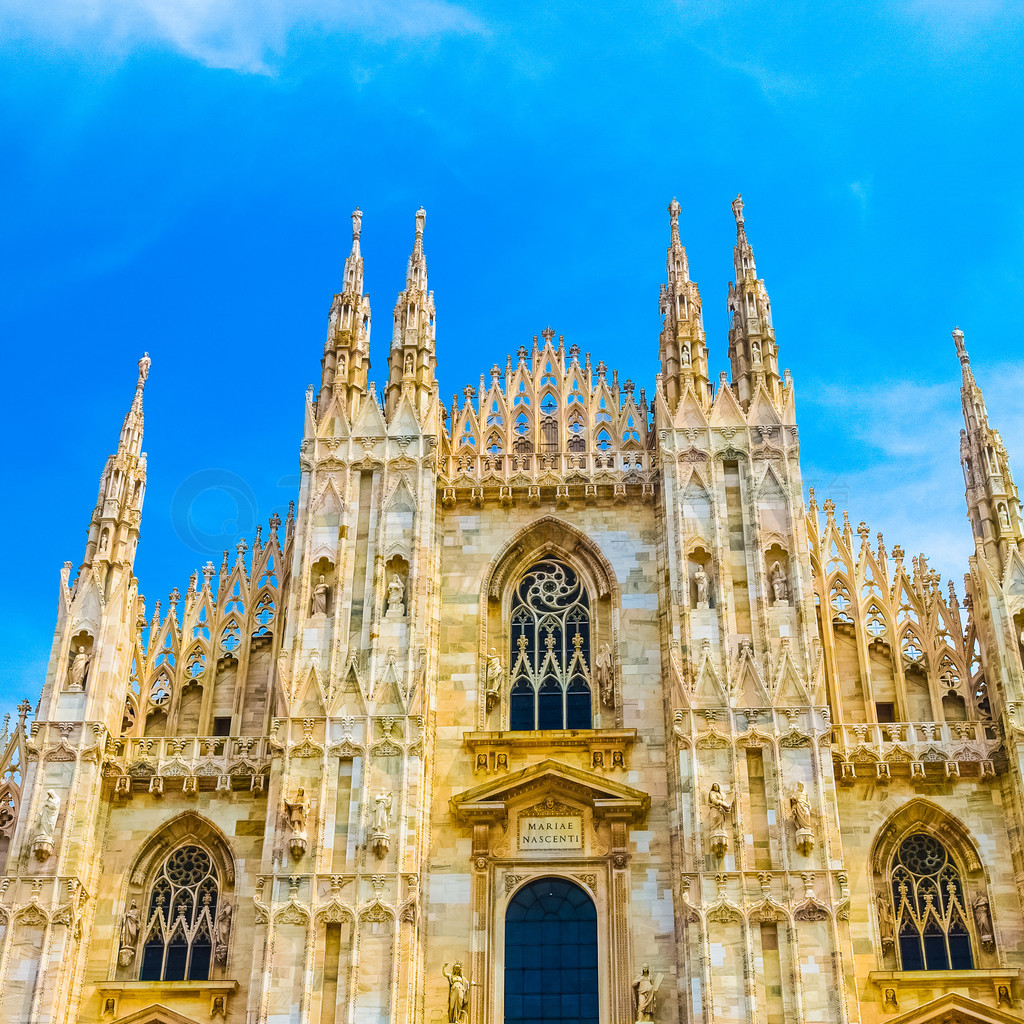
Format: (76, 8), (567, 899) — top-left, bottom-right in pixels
(374, 789), (393, 833)
(694, 566), (710, 609)
(33, 788), (60, 860)
(310, 575), (330, 616)
(595, 643), (614, 706)
(998, 985), (1013, 1008)
(119, 900), (140, 960)
(973, 894), (995, 948)
(285, 789), (307, 835)
(708, 783), (732, 830)
(284, 789), (308, 859)
(485, 648), (503, 712)
(215, 903), (232, 963)
(751, 341), (762, 364)
(876, 894), (895, 950)
(405, 352), (414, 377)
(789, 782), (812, 830)
(770, 561), (789, 606)
(999, 505), (1011, 531)
(68, 646), (90, 692)
(681, 345), (691, 366)
(39, 789), (60, 838)
(387, 574), (406, 617)
(632, 962), (662, 1022)
(442, 962), (470, 1024)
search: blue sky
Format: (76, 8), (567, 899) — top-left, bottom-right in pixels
(2, 1), (1023, 711)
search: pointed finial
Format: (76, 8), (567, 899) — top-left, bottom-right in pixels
(732, 193), (744, 225)
(668, 198), (681, 245)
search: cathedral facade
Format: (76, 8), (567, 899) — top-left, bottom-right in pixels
(2, 198), (1023, 1024)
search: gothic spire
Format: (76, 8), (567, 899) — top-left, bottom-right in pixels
(84, 354), (150, 573)
(386, 206), (437, 419)
(727, 194), (780, 409)
(319, 207), (371, 417)
(658, 198), (710, 412)
(956, 327), (1023, 566)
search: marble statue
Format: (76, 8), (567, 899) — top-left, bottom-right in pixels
(39, 789), (60, 838)
(68, 646), (90, 692)
(973, 894), (994, 947)
(770, 561), (789, 605)
(632, 962), (660, 1022)
(374, 789), (393, 833)
(387, 574), (405, 616)
(876, 895), (895, 950)
(486, 648), (503, 693)
(215, 903), (232, 963)
(285, 789), (308, 834)
(310, 575), (329, 616)
(752, 341), (762, 364)
(695, 566), (710, 607)
(442, 962), (469, 1024)
(708, 783), (732, 830)
(790, 782), (812, 830)
(681, 344), (691, 366)
(120, 899), (140, 952)
(595, 642), (613, 705)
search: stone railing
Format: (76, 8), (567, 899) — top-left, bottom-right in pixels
(105, 735), (273, 798)
(439, 450), (657, 506)
(831, 720), (1002, 782)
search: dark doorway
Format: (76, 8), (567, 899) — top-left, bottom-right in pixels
(504, 877), (599, 1024)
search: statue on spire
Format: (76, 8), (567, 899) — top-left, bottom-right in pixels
(731, 193), (744, 224)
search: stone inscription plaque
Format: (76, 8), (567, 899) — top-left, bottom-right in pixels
(518, 815), (582, 850)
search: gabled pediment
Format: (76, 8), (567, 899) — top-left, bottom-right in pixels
(883, 991), (1022, 1024)
(450, 757), (649, 824)
(112, 1003), (211, 1024)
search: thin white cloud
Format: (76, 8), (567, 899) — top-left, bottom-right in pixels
(0, 0), (485, 74)
(801, 363), (1024, 591)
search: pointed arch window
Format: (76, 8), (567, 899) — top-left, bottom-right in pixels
(891, 834), (973, 971)
(540, 417), (558, 453)
(509, 559), (592, 730)
(540, 391), (558, 415)
(140, 844), (219, 981)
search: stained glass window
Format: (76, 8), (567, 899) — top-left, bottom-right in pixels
(140, 844), (219, 981)
(505, 878), (599, 1024)
(891, 833), (973, 971)
(509, 560), (592, 731)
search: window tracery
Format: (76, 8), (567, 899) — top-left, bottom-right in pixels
(890, 833), (973, 971)
(509, 559), (592, 730)
(140, 844), (219, 981)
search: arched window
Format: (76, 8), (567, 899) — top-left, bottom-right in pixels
(509, 559), (592, 730)
(140, 844), (219, 981)
(891, 833), (973, 971)
(505, 878), (598, 1024)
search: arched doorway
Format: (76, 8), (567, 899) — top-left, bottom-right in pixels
(504, 877), (598, 1024)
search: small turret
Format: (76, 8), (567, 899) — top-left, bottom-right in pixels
(385, 207), (437, 420)
(956, 327), (1024, 566)
(319, 208), (372, 416)
(727, 194), (780, 408)
(658, 199), (710, 412)
(83, 354), (150, 578)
